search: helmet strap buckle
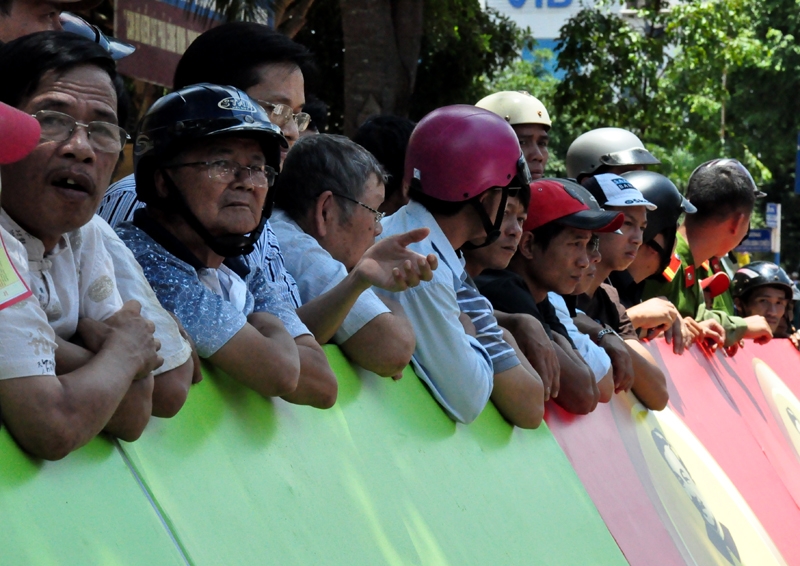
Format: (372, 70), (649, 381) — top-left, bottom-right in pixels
(461, 186), (509, 251)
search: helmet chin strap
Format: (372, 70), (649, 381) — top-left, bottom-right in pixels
(646, 230), (676, 280)
(461, 187), (509, 251)
(162, 172), (266, 258)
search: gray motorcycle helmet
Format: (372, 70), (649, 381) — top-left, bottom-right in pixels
(566, 127), (660, 180)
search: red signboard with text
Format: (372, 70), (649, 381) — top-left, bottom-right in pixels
(114, 0), (222, 86)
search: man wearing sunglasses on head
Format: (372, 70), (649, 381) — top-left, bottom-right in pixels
(475, 179), (625, 414)
(0, 0), (95, 42)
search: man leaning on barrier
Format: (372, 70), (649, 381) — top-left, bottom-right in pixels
(0, 33), (195, 459)
(271, 134), (435, 378)
(375, 105), (544, 427)
(475, 179), (625, 414)
(115, 84), (340, 408)
(642, 159), (773, 354)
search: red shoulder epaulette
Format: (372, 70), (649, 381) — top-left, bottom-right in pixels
(662, 253), (682, 283)
(685, 265), (696, 288)
(710, 257), (722, 274)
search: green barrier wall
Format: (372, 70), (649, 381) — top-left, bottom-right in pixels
(1, 346), (625, 565)
(0, 432), (185, 565)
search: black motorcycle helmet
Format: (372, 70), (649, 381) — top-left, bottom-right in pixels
(731, 262), (794, 301)
(134, 83), (287, 257)
(621, 170), (696, 275)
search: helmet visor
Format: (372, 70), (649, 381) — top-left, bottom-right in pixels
(60, 13), (136, 60)
(510, 153), (532, 187)
(600, 147), (661, 167)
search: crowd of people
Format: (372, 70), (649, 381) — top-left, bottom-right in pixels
(0, 3), (798, 460)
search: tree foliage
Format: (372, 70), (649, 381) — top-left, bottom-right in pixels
(296, 0), (525, 133)
(535, 0), (800, 267)
(409, 4), (523, 117)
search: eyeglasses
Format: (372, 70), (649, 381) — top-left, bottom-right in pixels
(257, 100), (311, 132)
(165, 160), (277, 188)
(331, 193), (385, 225)
(32, 110), (130, 153)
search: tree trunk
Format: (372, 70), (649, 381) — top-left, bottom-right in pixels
(340, 0), (423, 136)
(274, 0), (317, 38)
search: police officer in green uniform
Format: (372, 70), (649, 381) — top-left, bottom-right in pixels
(643, 159), (773, 349)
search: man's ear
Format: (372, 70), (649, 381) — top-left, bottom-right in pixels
(154, 170), (170, 199)
(729, 211), (749, 235)
(733, 297), (745, 315)
(312, 191), (334, 238)
(518, 231), (536, 260)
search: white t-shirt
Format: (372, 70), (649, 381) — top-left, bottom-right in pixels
(0, 210), (189, 380)
(93, 216), (191, 374)
(548, 292), (612, 383)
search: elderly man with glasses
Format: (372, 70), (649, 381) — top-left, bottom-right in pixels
(0, 32), (196, 459)
(270, 134), (437, 378)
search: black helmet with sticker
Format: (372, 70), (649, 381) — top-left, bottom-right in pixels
(133, 84), (286, 257)
(731, 262), (794, 301)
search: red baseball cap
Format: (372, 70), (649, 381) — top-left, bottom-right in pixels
(701, 271), (730, 299)
(524, 179), (624, 233)
(0, 102), (40, 165)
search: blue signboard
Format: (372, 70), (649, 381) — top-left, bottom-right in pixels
(736, 228), (773, 253)
(509, 0), (572, 7)
(766, 203), (780, 228)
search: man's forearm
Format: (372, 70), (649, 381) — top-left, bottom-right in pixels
(211, 320), (300, 398)
(573, 313), (605, 340)
(151, 359), (194, 418)
(0, 342), (147, 460)
(551, 337), (598, 415)
(625, 340), (669, 411)
(491, 364), (544, 429)
(280, 335), (338, 409)
(54, 336), (94, 374)
(702, 310), (747, 347)
(104, 375), (154, 441)
(341, 313), (415, 377)
(296, 270), (371, 344)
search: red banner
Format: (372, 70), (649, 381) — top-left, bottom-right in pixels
(546, 340), (800, 565)
(113, 0), (222, 87)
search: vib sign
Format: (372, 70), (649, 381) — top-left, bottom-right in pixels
(509, 0), (573, 8)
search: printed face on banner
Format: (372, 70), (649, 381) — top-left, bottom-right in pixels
(614, 397), (786, 566)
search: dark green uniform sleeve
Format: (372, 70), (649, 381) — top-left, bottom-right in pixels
(642, 264), (700, 320)
(699, 304), (748, 347)
(643, 266), (747, 347)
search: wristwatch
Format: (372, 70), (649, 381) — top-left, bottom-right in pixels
(595, 326), (621, 344)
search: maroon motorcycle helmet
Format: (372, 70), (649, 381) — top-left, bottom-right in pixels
(404, 105), (531, 248)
